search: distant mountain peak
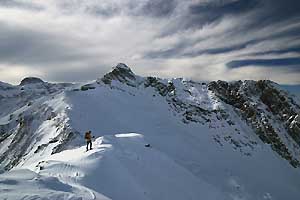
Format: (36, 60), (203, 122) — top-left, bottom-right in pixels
(99, 63), (137, 86)
(20, 77), (44, 86)
(113, 63), (131, 70)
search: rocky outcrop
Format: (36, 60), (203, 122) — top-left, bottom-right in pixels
(144, 78), (215, 124)
(0, 104), (76, 170)
(80, 84), (96, 91)
(0, 115), (35, 170)
(144, 77), (175, 96)
(208, 80), (300, 167)
(256, 80), (300, 144)
(20, 77), (44, 86)
(100, 63), (138, 87)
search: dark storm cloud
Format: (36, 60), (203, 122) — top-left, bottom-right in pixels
(189, 0), (259, 14)
(249, 46), (300, 56)
(145, 44), (244, 59)
(57, 1), (120, 17)
(155, 0), (261, 36)
(0, 20), (109, 82)
(0, 22), (92, 66)
(182, 42), (255, 57)
(187, 0), (260, 27)
(85, 6), (119, 17)
(144, 0), (300, 64)
(144, 42), (187, 59)
(227, 58), (300, 70)
(56, 0), (177, 18)
(179, 0), (300, 32)
(145, 38), (264, 59)
(145, 22), (300, 59)
(246, 0), (300, 28)
(140, 0), (177, 17)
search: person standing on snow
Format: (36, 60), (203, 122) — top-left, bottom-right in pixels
(85, 130), (94, 151)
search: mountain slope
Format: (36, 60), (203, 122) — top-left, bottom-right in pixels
(0, 63), (300, 200)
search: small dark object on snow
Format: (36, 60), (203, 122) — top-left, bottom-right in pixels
(49, 139), (59, 144)
(145, 144), (151, 148)
(81, 84), (95, 91)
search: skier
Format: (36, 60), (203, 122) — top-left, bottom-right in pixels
(85, 130), (94, 151)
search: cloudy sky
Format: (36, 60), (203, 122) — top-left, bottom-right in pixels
(0, 0), (299, 85)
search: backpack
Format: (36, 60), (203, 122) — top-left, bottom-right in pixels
(85, 132), (91, 140)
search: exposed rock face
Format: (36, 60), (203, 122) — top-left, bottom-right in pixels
(144, 77), (175, 96)
(100, 63), (138, 86)
(98, 66), (300, 168)
(208, 80), (300, 167)
(0, 114), (36, 170)
(144, 78), (213, 123)
(20, 77), (44, 86)
(99, 73), (262, 157)
(256, 80), (300, 144)
(0, 103), (79, 170)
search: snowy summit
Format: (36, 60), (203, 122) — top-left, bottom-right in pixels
(113, 63), (132, 70)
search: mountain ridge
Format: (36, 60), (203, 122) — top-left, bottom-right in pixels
(0, 63), (300, 200)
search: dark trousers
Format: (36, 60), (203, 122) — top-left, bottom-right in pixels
(86, 140), (92, 150)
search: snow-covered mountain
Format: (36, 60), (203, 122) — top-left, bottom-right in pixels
(0, 63), (300, 200)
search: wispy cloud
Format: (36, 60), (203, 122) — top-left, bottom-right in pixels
(0, 0), (299, 84)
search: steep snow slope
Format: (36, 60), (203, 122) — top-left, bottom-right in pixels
(0, 80), (75, 170)
(0, 63), (300, 200)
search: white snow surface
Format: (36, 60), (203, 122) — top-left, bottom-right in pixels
(0, 73), (300, 200)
